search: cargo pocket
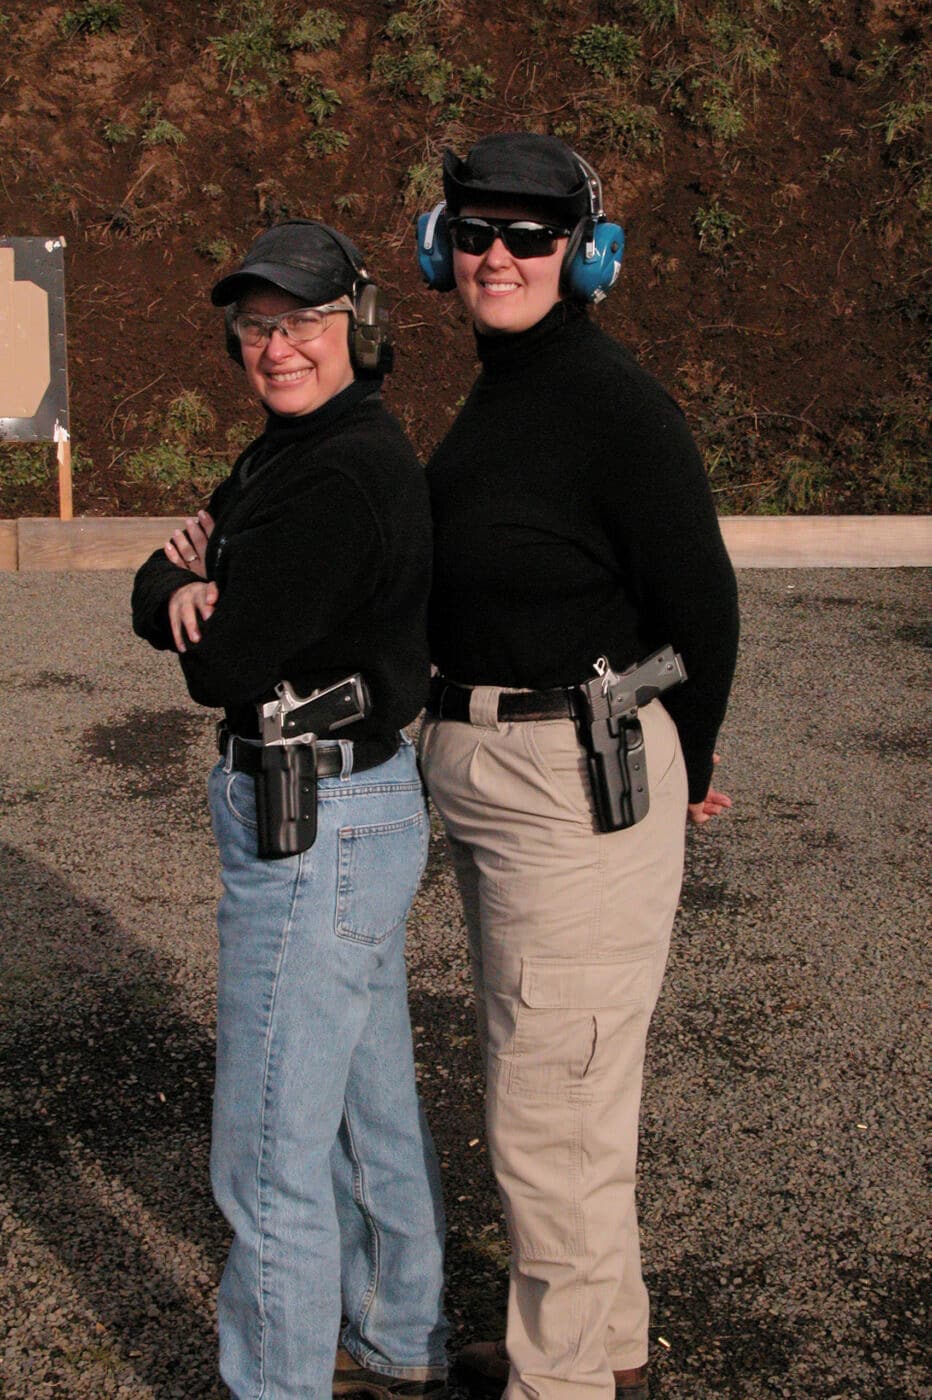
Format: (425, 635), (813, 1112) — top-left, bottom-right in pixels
(335, 810), (428, 945)
(508, 955), (653, 1099)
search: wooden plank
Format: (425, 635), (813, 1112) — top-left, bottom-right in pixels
(16, 517), (184, 572)
(720, 516), (932, 567)
(2, 515), (930, 572)
(0, 520), (17, 570)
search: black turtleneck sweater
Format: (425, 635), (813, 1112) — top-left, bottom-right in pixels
(426, 303), (739, 802)
(132, 380), (432, 741)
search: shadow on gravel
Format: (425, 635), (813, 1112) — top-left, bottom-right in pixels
(0, 842), (225, 1397)
(81, 707), (208, 801)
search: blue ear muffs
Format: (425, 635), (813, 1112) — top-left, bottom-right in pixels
(562, 218), (624, 303)
(416, 203), (456, 292)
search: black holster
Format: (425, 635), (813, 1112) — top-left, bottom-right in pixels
(255, 743), (318, 860)
(576, 708), (649, 833)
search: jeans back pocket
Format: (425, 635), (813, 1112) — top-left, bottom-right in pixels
(335, 810), (428, 945)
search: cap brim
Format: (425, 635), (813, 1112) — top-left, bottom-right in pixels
(210, 260), (343, 307)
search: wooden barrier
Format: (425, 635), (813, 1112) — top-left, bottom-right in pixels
(720, 515), (932, 567)
(0, 515), (929, 572)
(12, 517), (184, 572)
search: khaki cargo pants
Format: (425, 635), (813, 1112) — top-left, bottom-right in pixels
(419, 696), (688, 1400)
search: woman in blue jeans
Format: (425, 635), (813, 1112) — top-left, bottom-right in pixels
(132, 221), (447, 1400)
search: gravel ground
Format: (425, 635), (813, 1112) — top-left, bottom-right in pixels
(0, 568), (928, 1400)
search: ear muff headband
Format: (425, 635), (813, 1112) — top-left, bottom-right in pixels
(417, 204), (457, 293)
(416, 153), (624, 304)
(561, 153), (624, 304)
(224, 220), (393, 376)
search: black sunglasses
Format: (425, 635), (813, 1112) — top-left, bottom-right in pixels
(447, 216), (571, 260)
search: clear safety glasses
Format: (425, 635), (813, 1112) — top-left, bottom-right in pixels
(231, 302), (351, 348)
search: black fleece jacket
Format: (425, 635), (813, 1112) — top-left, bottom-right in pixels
(426, 303), (739, 802)
(132, 381), (432, 741)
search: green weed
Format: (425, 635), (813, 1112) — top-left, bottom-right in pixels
(385, 11), (423, 42)
(304, 128), (349, 156)
(649, 61), (689, 114)
(292, 75), (341, 124)
(461, 64), (494, 102)
(0, 444), (83, 488)
(699, 77), (745, 141)
(777, 456), (832, 511)
(819, 146), (847, 180)
(212, 0), (284, 89)
(706, 8), (779, 80)
(570, 25), (639, 80)
(633, 0), (679, 27)
(59, 1), (123, 37)
(125, 442), (226, 495)
(126, 390), (225, 497)
(102, 119), (135, 145)
(875, 98), (930, 147)
(165, 390), (216, 442)
(333, 191), (364, 214)
(196, 236), (235, 264)
(834, 386), (931, 512)
(693, 198), (743, 254)
(403, 160), (442, 209)
(590, 102), (663, 158)
(141, 119), (186, 147)
(226, 420), (259, 453)
(284, 7), (346, 51)
(373, 46), (452, 106)
(857, 40), (904, 85)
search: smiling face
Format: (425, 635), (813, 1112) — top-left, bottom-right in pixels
(452, 202), (567, 335)
(238, 284), (354, 416)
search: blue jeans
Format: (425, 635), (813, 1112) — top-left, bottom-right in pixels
(208, 736), (448, 1400)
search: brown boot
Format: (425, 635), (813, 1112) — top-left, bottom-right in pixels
(333, 1345), (448, 1400)
(613, 1364), (648, 1400)
(452, 1340), (508, 1394)
(454, 1341), (647, 1399)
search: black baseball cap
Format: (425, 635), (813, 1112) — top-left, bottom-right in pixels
(442, 133), (590, 223)
(211, 220), (362, 306)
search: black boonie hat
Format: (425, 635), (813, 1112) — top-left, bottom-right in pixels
(211, 220), (361, 306)
(442, 133), (589, 223)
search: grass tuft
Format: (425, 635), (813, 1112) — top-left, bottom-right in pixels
(693, 198), (743, 254)
(570, 24), (639, 80)
(284, 7), (346, 51)
(141, 119), (186, 148)
(304, 128), (349, 156)
(102, 119), (135, 145)
(59, 1), (123, 38)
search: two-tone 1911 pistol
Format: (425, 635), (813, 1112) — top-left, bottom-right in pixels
(574, 646), (686, 832)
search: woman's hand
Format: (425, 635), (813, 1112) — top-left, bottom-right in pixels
(164, 510), (214, 579)
(169, 581), (219, 653)
(687, 752), (732, 826)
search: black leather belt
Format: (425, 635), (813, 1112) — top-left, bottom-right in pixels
(426, 676), (576, 723)
(218, 725), (399, 777)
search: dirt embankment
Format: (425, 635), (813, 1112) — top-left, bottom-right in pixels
(0, 0), (928, 517)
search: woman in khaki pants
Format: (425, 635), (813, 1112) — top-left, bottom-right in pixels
(414, 133), (740, 1400)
